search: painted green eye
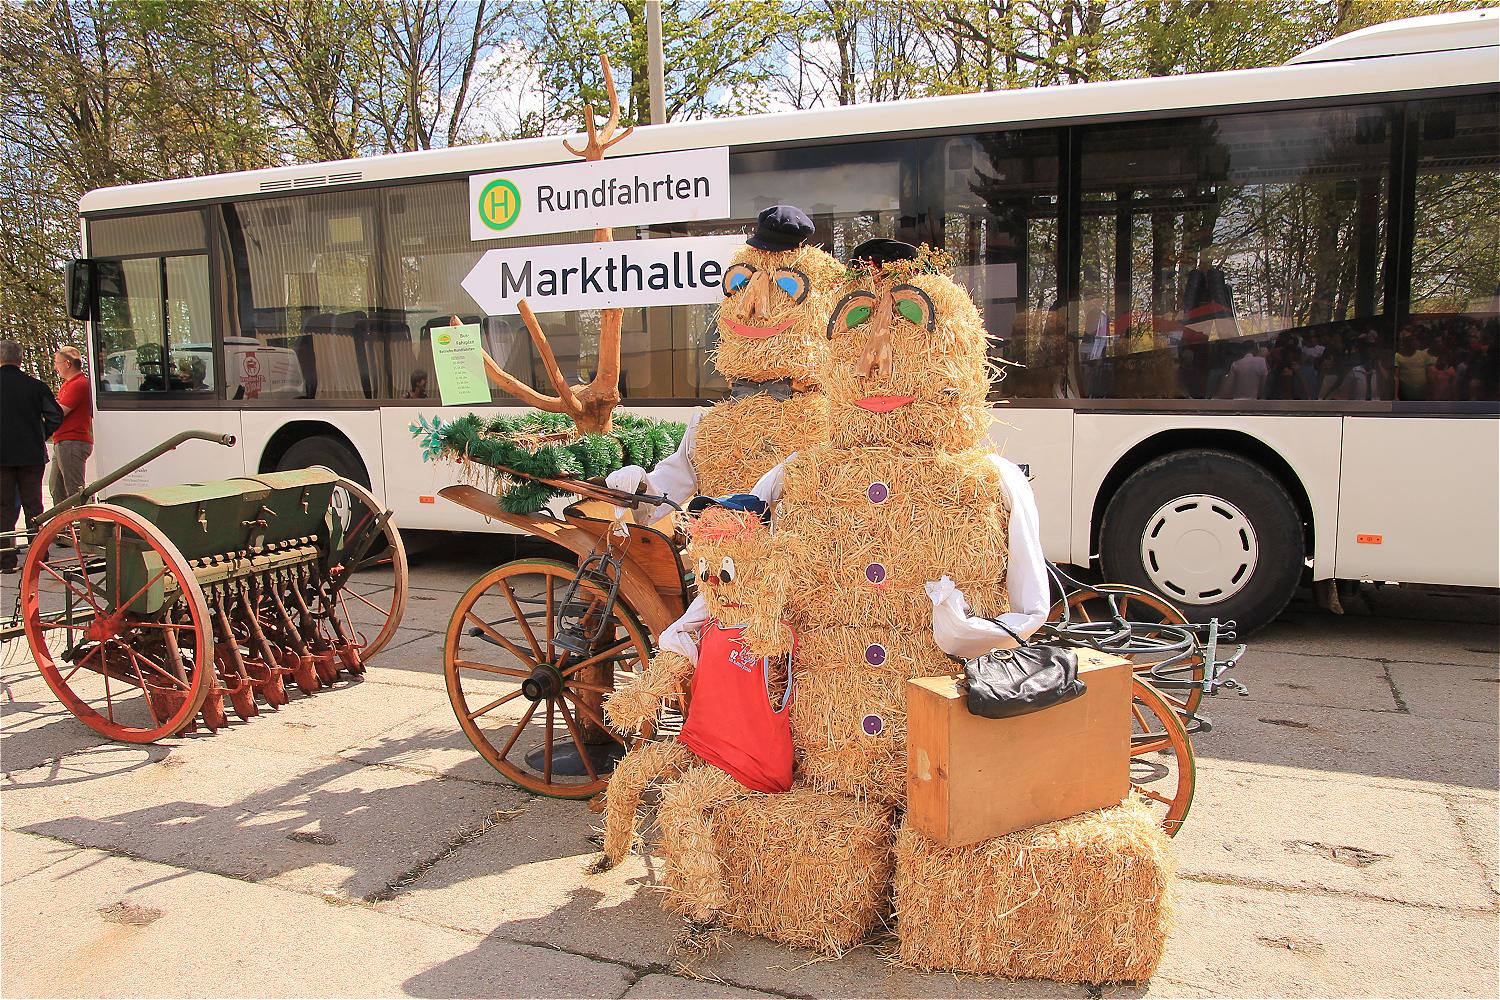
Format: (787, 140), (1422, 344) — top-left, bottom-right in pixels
(845, 305), (872, 328)
(897, 299), (924, 324)
(891, 284), (937, 331)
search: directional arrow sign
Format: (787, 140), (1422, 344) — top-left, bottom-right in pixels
(461, 234), (743, 316)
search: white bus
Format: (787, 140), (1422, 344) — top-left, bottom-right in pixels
(71, 10), (1499, 631)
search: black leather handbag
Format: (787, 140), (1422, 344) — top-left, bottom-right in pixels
(960, 622), (1087, 719)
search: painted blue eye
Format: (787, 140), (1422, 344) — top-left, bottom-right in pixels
(729, 273), (749, 291)
(776, 276), (800, 296)
(772, 268), (810, 304)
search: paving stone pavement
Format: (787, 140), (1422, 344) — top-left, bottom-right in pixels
(2, 534), (1496, 998)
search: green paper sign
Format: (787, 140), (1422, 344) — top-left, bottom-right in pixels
(431, 323), (492, 406)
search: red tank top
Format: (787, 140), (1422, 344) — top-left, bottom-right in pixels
(679, 619), (794, 794)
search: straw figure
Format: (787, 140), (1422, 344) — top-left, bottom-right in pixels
(605, 205), (842, 510)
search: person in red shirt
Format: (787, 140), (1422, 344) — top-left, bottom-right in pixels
(50, 346), (92, 505)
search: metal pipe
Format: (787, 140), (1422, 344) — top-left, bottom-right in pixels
(646, 0), (665, 125)
(37, 430), (237, 524)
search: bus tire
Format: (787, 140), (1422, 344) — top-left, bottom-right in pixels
(277, 434), (370, 489)
(1099, 449), (1302, 634)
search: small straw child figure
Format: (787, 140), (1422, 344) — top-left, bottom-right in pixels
(628, 240), (1051, 954)
(599, 496), (793, 895)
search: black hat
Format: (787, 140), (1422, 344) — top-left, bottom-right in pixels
(849, 239), (918, 267)
(685, 493), (770, 524)
(747, 205), (815, 252)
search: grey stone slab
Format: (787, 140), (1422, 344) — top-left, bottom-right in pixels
(1387, 660), (1500, 725)
(1447, 793), (1500, 900)
(0, 832), (632, 999)
(1255, 604), (1500, 668)
(1156, 877), (1499, 998)
(0, 828), (82, 885)
(623, 974), (779, 999)
(1192, 693), (1498, 792)
(2, 740), (523, 902)
(1, 669), (122, 773)
(1177, 760), (1493, 909)
(340, 703), (533, 787)
(378, 796), (687, 968)
(1235, 650), (1399, 712)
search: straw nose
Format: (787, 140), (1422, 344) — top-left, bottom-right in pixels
(743, 271), (774, 321)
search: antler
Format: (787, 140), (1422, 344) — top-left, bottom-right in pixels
(562, 53), (636, 163)
(478, 51), (634, 434)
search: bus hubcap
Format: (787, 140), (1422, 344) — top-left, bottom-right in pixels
(1140, 494), (1258, 605)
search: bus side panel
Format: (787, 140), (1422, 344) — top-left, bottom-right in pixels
(987, 408), (1074, 564)
(379, 405), (515, 533)
(1069, 414), (1344, 575)
(238, 409), (385, 498)
(1336, 417), (1500, 588)
(94, 409), (246, 494)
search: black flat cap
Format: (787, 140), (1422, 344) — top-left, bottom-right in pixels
(849, 238), (919, 267)
(747, 205), (815, 252)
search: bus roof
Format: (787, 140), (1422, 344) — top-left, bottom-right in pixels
(78, 11), (1499, 216)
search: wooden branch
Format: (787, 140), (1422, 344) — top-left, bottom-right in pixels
(516, 300), (582, 414)
(594, 308), (623, 390)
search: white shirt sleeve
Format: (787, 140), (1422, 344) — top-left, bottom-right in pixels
(625, 410), (701, 523)
(658, 592), (708, 661)
(924, 455), (1050, 659)
(750, 453), (793, 509)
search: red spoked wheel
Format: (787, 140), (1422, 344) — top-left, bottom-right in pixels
(1131, 676), (1196, 836)
(321, 475), (408, 663)
(21, 503), (212, 742)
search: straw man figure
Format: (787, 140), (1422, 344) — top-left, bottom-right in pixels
(623, 240), (1050, 952)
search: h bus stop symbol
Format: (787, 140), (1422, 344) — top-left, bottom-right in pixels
(479, 179), (521, 231)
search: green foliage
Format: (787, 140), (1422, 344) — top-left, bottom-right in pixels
(408, 410), (686, 514)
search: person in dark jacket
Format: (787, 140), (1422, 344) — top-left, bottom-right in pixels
(1, 340), (64, 573)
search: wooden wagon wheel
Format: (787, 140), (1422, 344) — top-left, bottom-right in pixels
(322, 474), (408, 660)
(1130, 676), (1196, 836)
(445, 557), (650, 798)
(20, 503), (212, 742)
(1053, 583), (1206, 725)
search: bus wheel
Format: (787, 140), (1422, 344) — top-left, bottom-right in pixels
(278, 434), (369, 489)
(1100, 449), (1302, 634)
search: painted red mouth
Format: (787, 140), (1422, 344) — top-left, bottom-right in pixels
(722, 316), (794, 339)
(854, 395), (916, 413)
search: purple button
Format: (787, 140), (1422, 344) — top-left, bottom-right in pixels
(865, 562), (887, 585)
(864, 643), (887, 666)
(867, 481), (890, 504)
(862, 714), (884, 736)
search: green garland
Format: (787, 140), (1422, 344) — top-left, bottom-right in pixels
(410, 410), (686, 514)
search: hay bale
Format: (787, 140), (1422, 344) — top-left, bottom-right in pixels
(604, 650), (694, 736)
(692, 391), (828, 499)
(893, 799), (1173, 985)
(790, 626), (955, 805)
(657, 779), (896, 955)
(602, 740), (698, 865)
(712, 243), (844, 385)
(775, 445), (1010, 631)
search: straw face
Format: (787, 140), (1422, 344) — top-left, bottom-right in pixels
(714, 244), (843, 384)
(684, 520), (788, 627)
(893, 799), (1174, 984)
(693, 392), (828, 499)
(775, 445), (1011, 631)
(823, 270), (994, 451)
(659, 779), (897, 955)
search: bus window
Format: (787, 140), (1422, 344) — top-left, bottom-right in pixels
(1405, 93), (1499, 404)
(93, 254), (213, 394)
(1076, 105), (1394, 402)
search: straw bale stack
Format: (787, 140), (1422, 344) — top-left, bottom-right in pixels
(789, 626), (955, 805)
(693, 391), (828, 498)
(775, 445), (1010, 631)
(658, 778), (896, 954)
(893, 799), (1173, 984)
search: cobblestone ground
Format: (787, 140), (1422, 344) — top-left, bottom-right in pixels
(2, 533), (1496, 999)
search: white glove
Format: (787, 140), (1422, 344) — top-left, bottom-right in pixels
(925, 575), (1026, 659)
(606, 465), (650, 522)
